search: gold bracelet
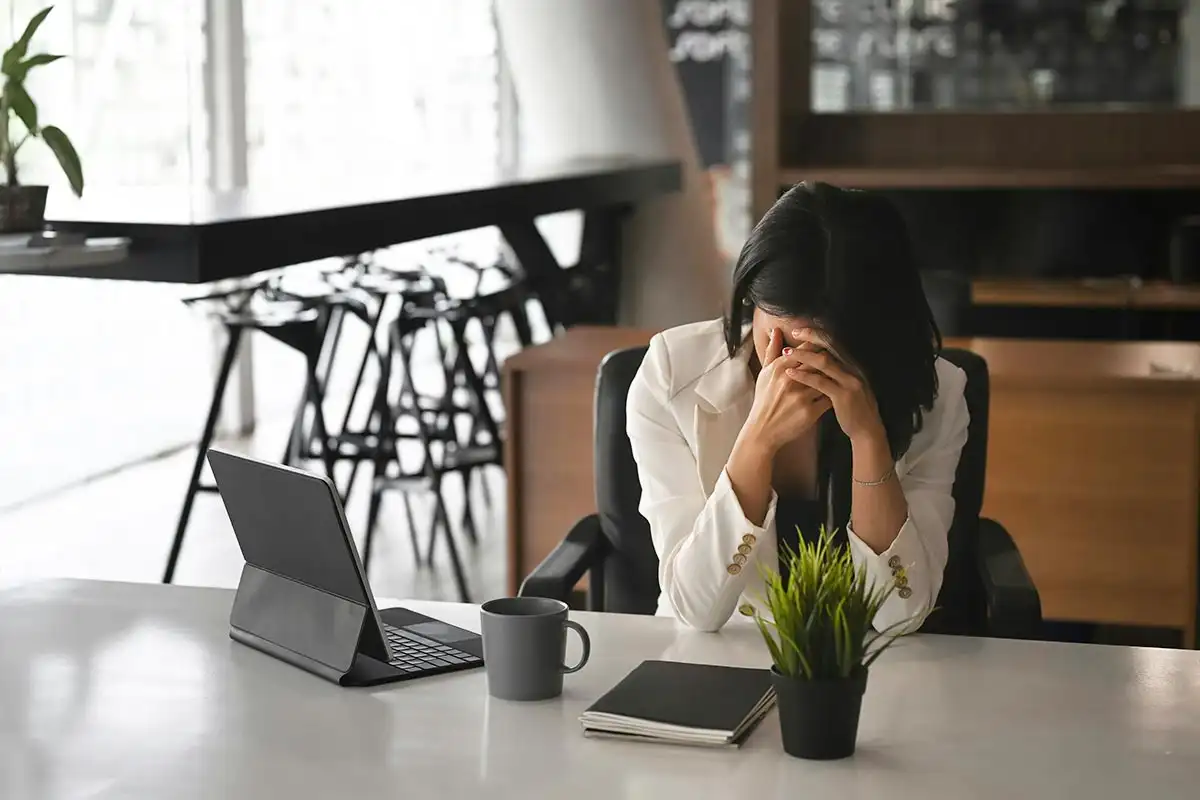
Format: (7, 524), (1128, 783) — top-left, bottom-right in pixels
(852, 466), (895, 487)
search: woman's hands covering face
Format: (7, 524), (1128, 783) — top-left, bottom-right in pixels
(777, 328), (884, 444)
(743, 327), (833, 453)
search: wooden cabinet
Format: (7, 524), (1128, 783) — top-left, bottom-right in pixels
(501, 327), (657, 595)
(751, 0), (1200, 215)
(964, 338), (1200, 646)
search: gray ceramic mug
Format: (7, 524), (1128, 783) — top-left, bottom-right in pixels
(479, 597), (591, 701)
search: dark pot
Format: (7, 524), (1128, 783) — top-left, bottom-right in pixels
(771, 666), (868, 760)
(0, 185), (48, 233)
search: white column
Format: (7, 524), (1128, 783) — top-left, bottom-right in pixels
(494, 0), (727, 329)
(204, 0), (254, 437)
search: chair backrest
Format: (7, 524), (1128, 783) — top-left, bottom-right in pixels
(920, 270), (972, 337)
(592, 344), (990, 634)
(593, 347), (659, 614)
(923, 347), (988, 635)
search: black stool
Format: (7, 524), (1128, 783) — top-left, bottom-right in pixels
(358, 293), (491, 602)
(162, 276), (366, 584)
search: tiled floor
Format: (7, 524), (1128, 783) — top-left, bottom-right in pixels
(0, 417), (509, 602)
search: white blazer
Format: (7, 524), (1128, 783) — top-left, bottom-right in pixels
(626, 318), (970, 633)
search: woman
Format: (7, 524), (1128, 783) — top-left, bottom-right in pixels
(627, 182), (969, 633)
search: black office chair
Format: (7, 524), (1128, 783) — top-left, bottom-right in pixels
(519, 346), (1043, 639)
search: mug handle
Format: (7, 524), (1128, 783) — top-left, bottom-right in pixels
(561, 620), (591, 674)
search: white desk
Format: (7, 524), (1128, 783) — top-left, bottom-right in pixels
(3, 580), (1199, 799)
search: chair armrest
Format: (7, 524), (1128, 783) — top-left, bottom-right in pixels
(978, 518), (1043, 640)
(518, 514), (610, 603)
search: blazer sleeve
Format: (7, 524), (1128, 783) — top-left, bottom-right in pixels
(845, 365), (970, 633)
(627, 334), (778, 632)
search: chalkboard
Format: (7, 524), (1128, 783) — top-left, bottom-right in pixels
(661, 0), (753, 257)
(661, 0), (750, 168)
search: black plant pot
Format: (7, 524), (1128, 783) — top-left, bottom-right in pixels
(0, 185), (48, 233)
(771, 666), (868, 760)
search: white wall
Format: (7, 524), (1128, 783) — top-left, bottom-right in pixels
(495, 0), (727, 328)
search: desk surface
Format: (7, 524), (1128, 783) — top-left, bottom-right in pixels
(3, 579), (1199, 799)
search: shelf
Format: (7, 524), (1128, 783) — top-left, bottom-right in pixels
(971, 278), (1200, 311)
(778, 166), (1200, 190)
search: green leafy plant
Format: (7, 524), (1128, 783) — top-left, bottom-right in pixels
(0, 6), (83, 196)
(752, 527), (926, 681)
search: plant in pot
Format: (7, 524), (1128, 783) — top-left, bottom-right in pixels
(751, 529), (925, 760)
(0, 5), (84, 233)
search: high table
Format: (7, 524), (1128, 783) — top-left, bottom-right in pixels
(9, 156), (682, 327)
(2, 579), (1199, 798)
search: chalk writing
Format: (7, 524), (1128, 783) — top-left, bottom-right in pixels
(666, 0), (750, 29)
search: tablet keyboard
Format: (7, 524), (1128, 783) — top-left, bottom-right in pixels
(382, 623), (482, 674)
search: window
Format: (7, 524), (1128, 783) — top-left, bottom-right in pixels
(0, 1), (505, 508)
(244, 0), (499, 189)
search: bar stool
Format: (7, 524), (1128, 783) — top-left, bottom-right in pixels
(323, 264), (450, 501)
(355, 275), (549, 596)
(358, 288), (487, 601)
(162, 274), (368, 584)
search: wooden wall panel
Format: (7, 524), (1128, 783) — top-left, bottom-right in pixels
(982, 388), (1199, 634)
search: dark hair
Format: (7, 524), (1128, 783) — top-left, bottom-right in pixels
(723, 181), (940, 460)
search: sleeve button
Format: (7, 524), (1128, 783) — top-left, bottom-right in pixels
(898, 586), (913, 600)
(888, 555), (902, 569)
(738, 603), (755, 617)
(737, 543), (752, 555)
(732, 553), (747, 566)
(742, 533), (757, 545)
(726, 563), (742, 575)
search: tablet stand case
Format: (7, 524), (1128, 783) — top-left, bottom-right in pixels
(228, 563), (396, 686)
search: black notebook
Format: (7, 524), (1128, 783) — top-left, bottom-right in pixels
(580, 660), (776, 748)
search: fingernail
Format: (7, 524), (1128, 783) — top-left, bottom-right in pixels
(782, 347), (793, 355)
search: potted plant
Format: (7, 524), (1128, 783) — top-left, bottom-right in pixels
(0, 5), (84, 233)
(751, 529), (924, 760)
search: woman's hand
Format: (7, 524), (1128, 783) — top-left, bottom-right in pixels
(780, 328), (885, 445)
(742, 328), (833, 453)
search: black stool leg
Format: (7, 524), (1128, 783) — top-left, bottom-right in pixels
(443, 317), (485, 546)
(400, 492), (422, 566)
(362, 334), (397, 573)
(338, 302), (386, 500)
(304, 353), (337, 482)
(431, 476), (470, 602)
(163, 324), (243, 584)
(298, 304), (347, 459)
(394, 323), (471, 599)
(281, 392), (306, 466)
(364, 477), (384, 574)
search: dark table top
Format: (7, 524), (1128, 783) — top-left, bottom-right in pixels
(23, 156), (680, 284)
(46, 156), (680, 228)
